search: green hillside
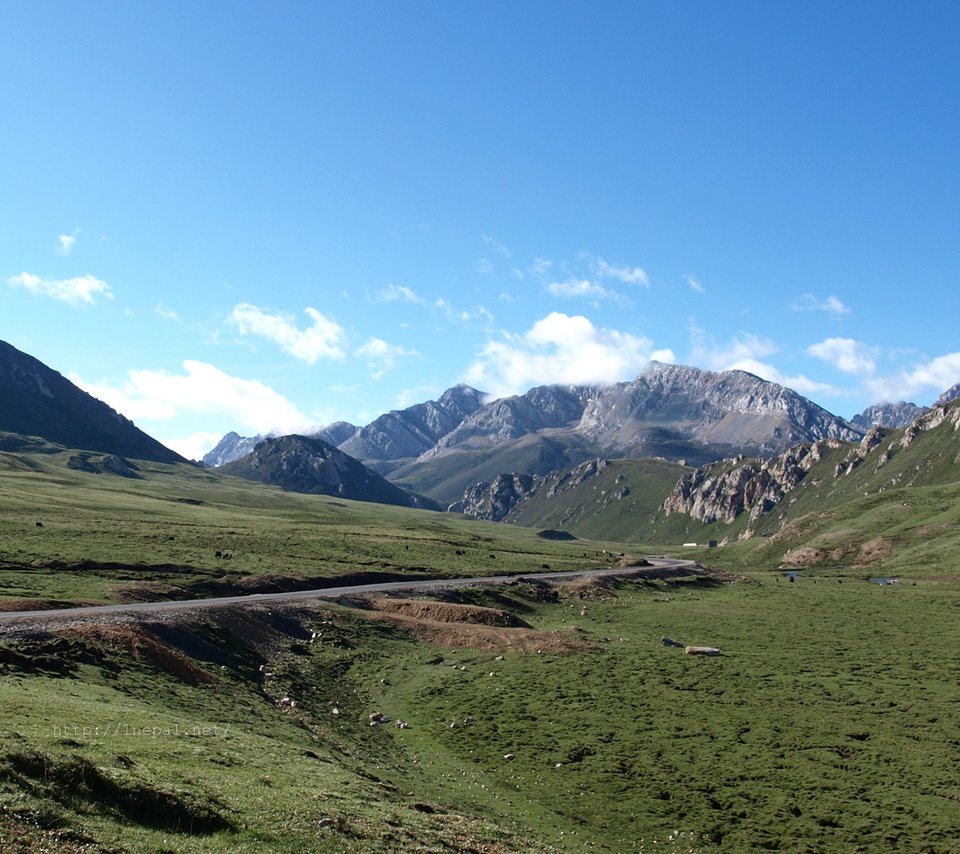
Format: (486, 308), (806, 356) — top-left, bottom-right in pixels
(650, 403), (960, 573)
(503, 458), (686, 541)
(0, 434), (615, 608)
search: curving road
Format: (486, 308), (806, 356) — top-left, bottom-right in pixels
(0, 558), (697, 627)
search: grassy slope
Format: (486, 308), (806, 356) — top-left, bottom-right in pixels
(2, 573), (959, 852)
(0, 442), (613, 607)
(503, 458), (686, 542)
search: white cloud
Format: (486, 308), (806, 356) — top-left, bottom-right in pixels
(465, 312), (673, 398)
(689, 324), (779, 372)
(686, 325), (841, 396)
(791, 293), (851, 315)
(376, 283), (424, 304)
(596, 257), (649, 286)
(477, 257), (494, 275)
(686, 275), (705, 294)
(7, 272), (112, 306)
(228, 303), (346, 363)
(70, 360), (317, 437)
(806, 337), (878, 375)
(720, 358), (842, 397)
(355, 337), (418, 380)
(56, 229), (80, 256)
(867, 352), (960, 402)
(159, 431), (225, 462)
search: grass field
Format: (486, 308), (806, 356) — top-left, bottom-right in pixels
(2, 568), (959, 852)
(0, 442), (618, 607)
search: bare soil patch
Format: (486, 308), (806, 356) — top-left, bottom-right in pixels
(65, 625), (217, 687)
(363, 598), (593, 653)
(782, 547), (826, 567)
(369, 598), (533, 628)
(856, 537), (893, 565)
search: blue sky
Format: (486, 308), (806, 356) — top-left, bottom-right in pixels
(4, 1), (960, 459)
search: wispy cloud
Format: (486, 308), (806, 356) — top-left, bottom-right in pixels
(434, 297), (494, 325)
(70, 360), (317, 437)
(867, 352), (960, 403)
(482, 234), (512, 258)
(227, 303), (346, 363)
(375, 283), (424, 304)
(595, 257), (649, 286)
(686, 275), (705, 294)
(791, 293), (851, 316)
(7, 272), (112, 306)
(56, 229), (80, 256)
(355, 337), (418, 380)
(465, 311), (674, 398)
(545, 278), (615, 300)
(528, 258), (553, 280)
(806, 337), (879, 375)
(154, 303), (181, 323)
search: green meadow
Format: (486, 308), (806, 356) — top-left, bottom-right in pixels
(2, 570), (959, 852)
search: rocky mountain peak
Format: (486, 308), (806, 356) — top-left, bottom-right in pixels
(851, 401), (928, 429)
(577, 362), (862, 458)
(935, 382), (960, 407)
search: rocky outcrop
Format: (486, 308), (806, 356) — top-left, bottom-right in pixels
(935, 382), (960, 407)
(852, 401), (928, 429)
(664, 440), (841, 525)
(450, 458), (610, 521)
(449, 473), (536, 520)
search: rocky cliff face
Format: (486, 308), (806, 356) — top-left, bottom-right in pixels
(450, 458), (610, 521)
(219, 435), (428, 508)
(0, 339), (184, 463)
(936, 382), (960, 407)
(851, 401), (928, 429)
(448, 472), (536, 520)
(663, 397), (960, 534)
(663, 440), (841, 525)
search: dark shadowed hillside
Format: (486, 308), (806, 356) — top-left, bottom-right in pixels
(0, 339), (184, 463)
(219, 434), (438, 509)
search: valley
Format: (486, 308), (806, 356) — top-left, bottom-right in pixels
(2, 340), (960, 851)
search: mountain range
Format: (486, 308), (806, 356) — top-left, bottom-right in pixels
(205, 361), (868, 505)
(4, 336), (960, 538)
